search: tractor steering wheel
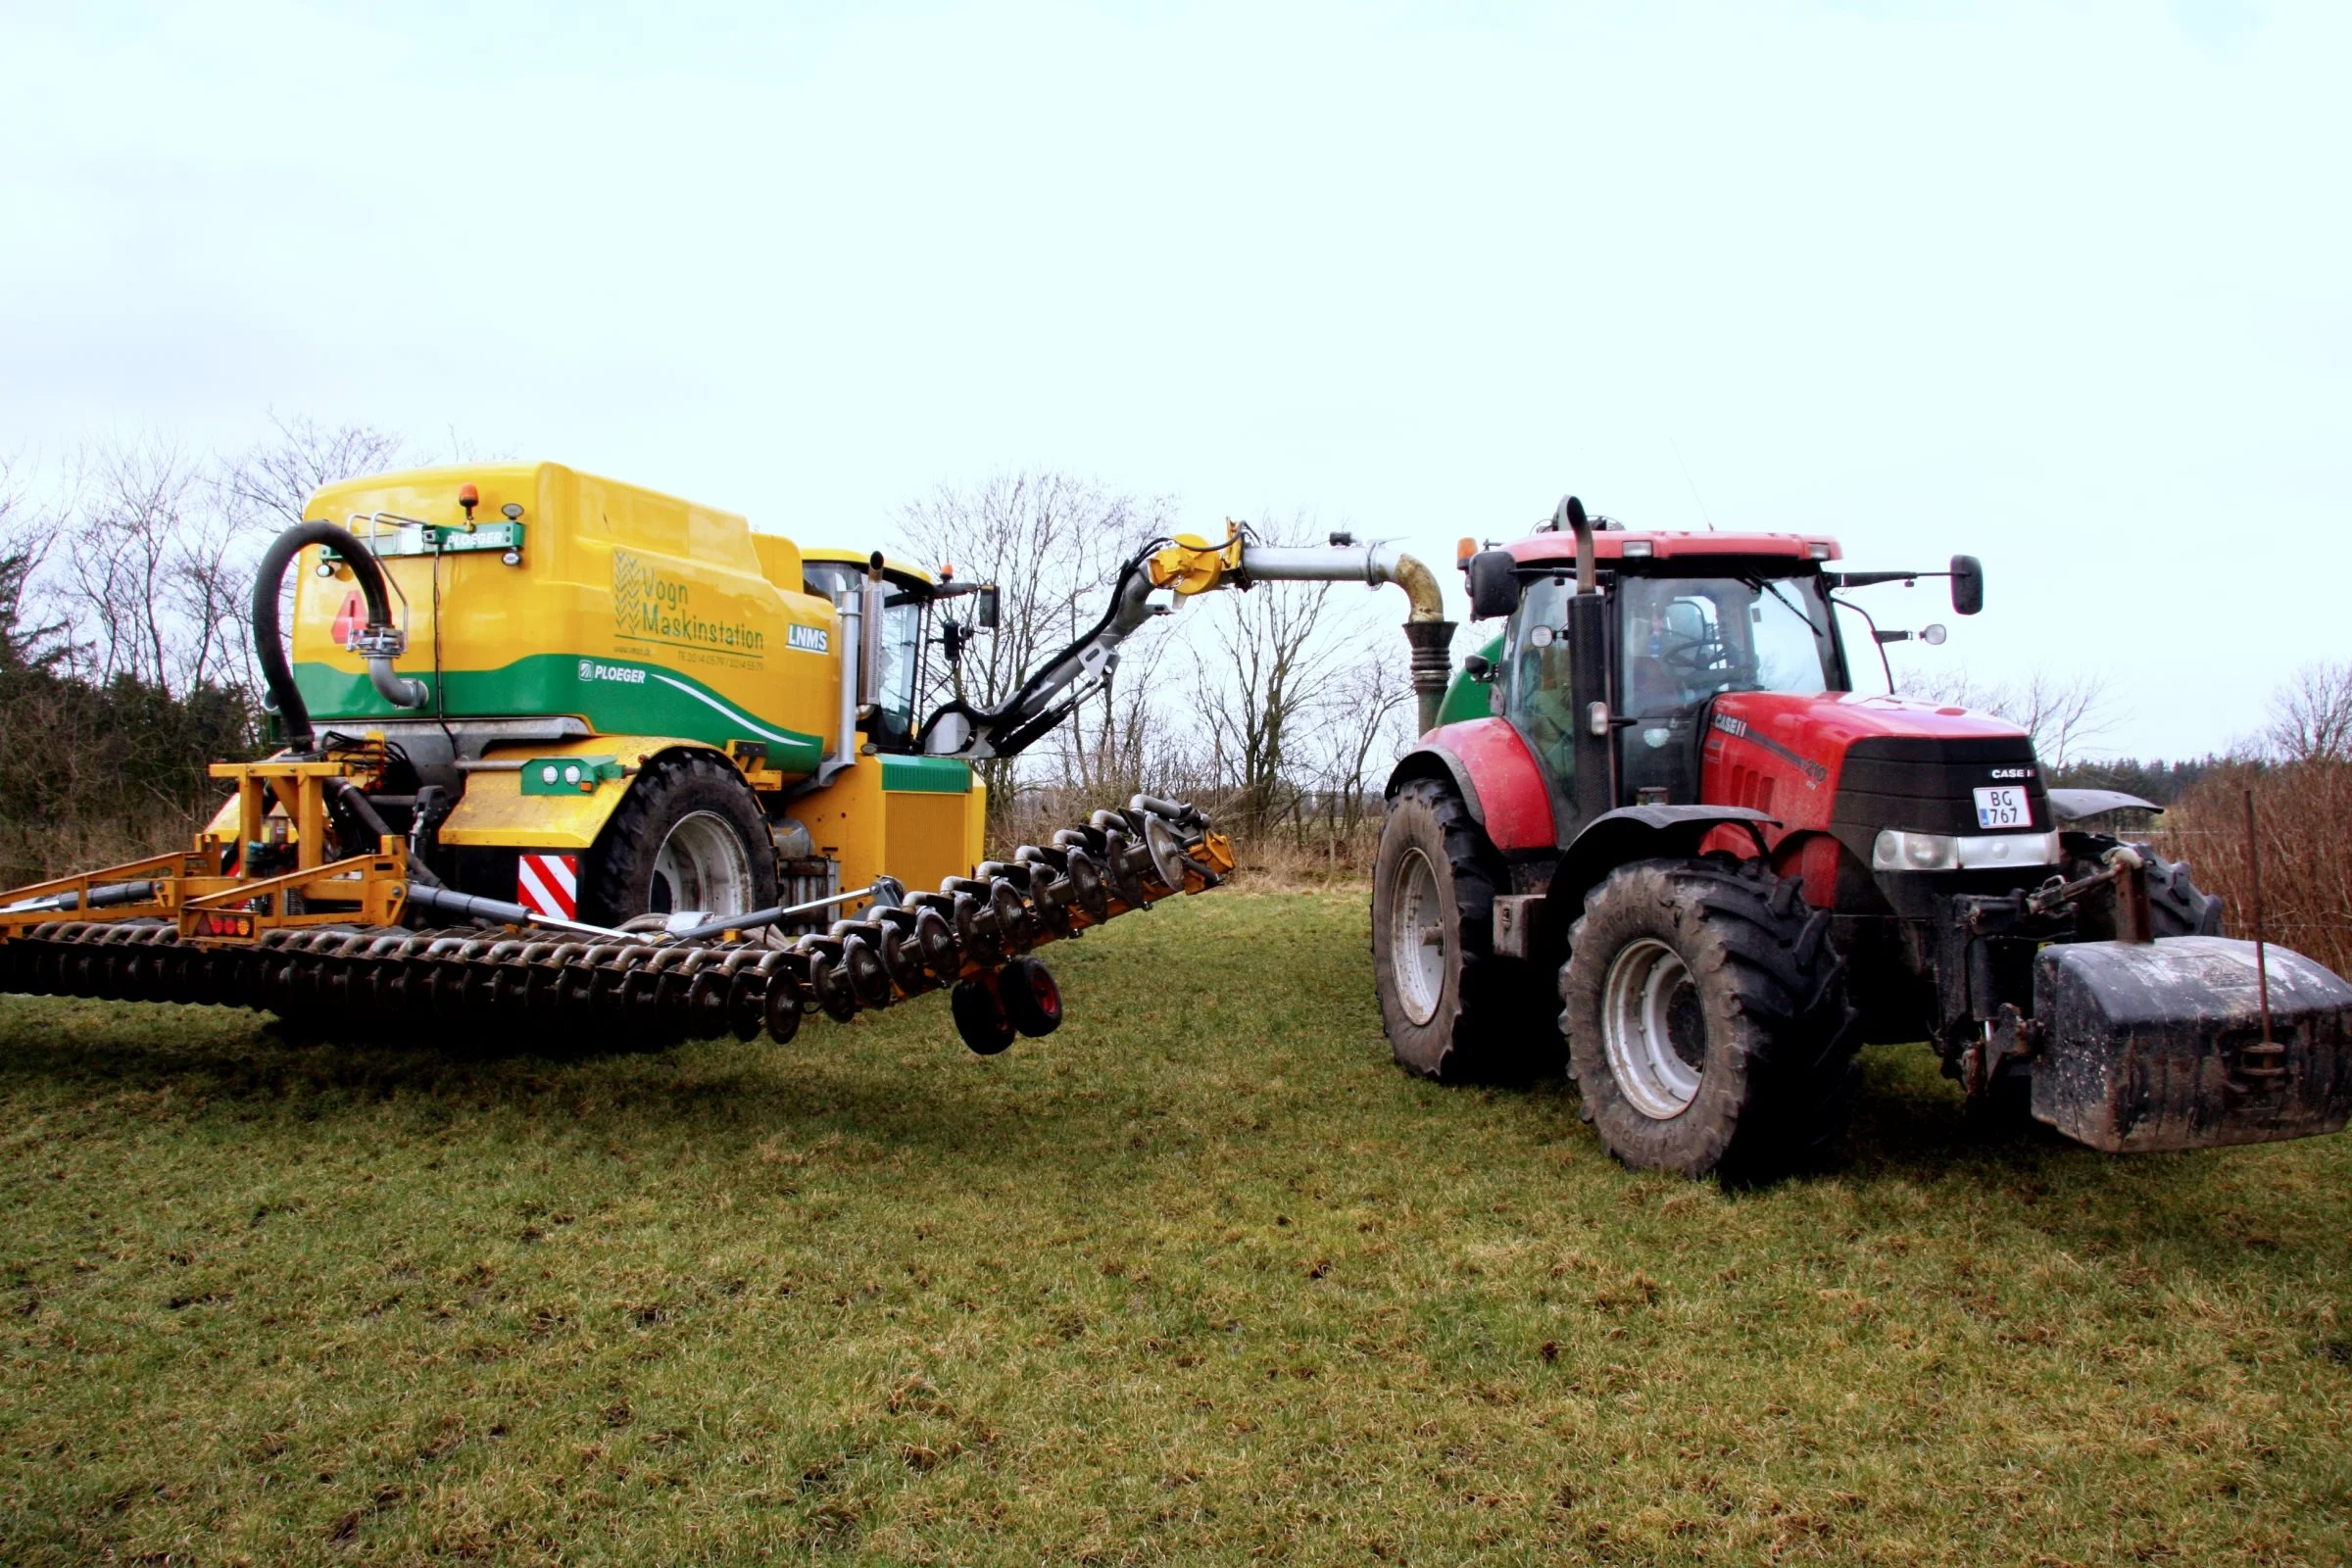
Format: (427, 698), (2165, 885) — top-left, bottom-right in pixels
(1654, 634), (1722, 681)
(1656, 633), (1760, 691)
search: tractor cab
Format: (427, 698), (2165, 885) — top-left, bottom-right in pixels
(798, 550), (998, 755)
(1494, 545), (1852, 816)
(1458, 523), (1872, 839)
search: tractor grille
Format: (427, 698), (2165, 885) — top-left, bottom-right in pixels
(1831, 735), (2050, 840)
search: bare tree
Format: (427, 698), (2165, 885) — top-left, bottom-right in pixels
(895, 470), (1175, 820)
(1907, 663), (2117, 769)
(1195, 517), (1345, 835)
(1057, 620), (1181, 807)
(2264, 660), (2352, 763)
(215, 411), (410, 532)
(1310, 650), (1414, 836)
(56, 437), (208, 690)
(0, 462), (65, 675)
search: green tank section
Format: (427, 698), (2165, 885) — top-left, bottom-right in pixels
(1432, 633), (1503, 726)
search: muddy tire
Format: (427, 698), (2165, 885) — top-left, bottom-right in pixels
(1371, 777), (1559, 1081)
(1560, 858), (1858, 1181)
(2062, 833), (2225, 939)
(999, 957), (1062, 1038)
(582, 752), (777, 927)
(951, 978), (1016, 1055)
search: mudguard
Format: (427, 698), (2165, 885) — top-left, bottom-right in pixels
(1552, 805), (1780, 907)
(438, 736), (707, 850)
(2031, 936), (2352, 1152)
(1386, 719), (1555, 853)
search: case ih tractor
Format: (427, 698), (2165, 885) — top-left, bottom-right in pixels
(1373, 496), (2352, 1180)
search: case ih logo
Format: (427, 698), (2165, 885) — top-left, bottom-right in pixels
(1989, 766), (2036, 779)
(1710, 712), (1830, 787)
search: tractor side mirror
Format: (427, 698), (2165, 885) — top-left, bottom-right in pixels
(1462, 653), (1494, 682)
(1465, 551), (1522, 620)
(977, 585), (1001, 629)
(1950, 555), (1984, 615)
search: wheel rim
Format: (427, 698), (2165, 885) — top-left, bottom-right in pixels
(1600, 937), (1706, 1119)
(649, 810), (757, 916)
(1389, 846), (1447, 1027)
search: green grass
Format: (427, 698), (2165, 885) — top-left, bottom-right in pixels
(1, 892), (2348, 1565)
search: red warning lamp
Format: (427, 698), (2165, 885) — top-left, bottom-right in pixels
(458, 483), (479, 521)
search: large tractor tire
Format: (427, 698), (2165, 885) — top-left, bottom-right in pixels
(1559, 858), (1858, 1182)
(581, 752), (777, 927)
(2062, 833), (2225, 939)
(1371, 777), (1559, 1081)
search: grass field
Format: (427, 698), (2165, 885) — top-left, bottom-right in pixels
(2, 891), (2348, 1565)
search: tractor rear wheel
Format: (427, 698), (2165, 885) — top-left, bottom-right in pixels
(582, 752), (777, 927)
(1560, 857), (1858, 1181)
(1371, 777), (1559, 1081)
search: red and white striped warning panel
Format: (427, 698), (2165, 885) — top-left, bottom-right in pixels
(516, 853), (579, 920)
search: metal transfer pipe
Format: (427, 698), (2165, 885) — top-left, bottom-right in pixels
(0, 880), (158, 916)
(1235, 541), (1457, 734)
(662, 879), (903, 944)
(814, 588), (862, 787)
(404, 882), (630, 937)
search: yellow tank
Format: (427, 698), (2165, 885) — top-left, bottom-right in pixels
(291, 462), (842, 777)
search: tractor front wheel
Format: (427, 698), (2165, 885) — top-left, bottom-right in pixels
(1560, 858), (1858, 1182)
(1371, 777), (1557, 1081)
(582, 752), (777, 927)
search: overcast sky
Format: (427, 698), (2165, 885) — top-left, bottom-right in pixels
(3, 0), (2342, 759)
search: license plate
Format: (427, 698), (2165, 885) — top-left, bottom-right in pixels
(1973, 785), (2030, 829)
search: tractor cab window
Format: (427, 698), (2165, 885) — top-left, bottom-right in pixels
(869, 590), (925, 748)
(1620, 573), (1838, 712)
(1503, 574), (1581, 787)
(803, 562), (930, 752)
(1504, 571), (1840, 805)
(1618, 572), (1839, 805)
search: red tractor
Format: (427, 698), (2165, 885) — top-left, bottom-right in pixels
(1375, 496), (2352, 1179)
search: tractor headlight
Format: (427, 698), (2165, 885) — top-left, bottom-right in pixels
(1873, 829), (2061, 873)
(1874, 829), (1956, 871)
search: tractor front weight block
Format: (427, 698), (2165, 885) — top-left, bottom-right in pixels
(2029, 937), (2352, 1152)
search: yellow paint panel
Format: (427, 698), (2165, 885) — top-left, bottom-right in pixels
(439, 736), (696, 850)
(885, 790), (982, 893)
(292, 464), (845, 768)
(794, 750), (887, 894)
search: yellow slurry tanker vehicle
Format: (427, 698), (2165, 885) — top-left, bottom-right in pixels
(0, 463), (1442, 1054)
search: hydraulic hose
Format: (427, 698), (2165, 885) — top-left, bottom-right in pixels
(252, 520), (426, 751)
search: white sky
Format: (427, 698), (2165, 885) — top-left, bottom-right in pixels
(3, 0), (2342, 760)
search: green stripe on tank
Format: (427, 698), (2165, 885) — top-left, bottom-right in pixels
(291, 654), (826, 773)
(879, 756), (972, 794)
